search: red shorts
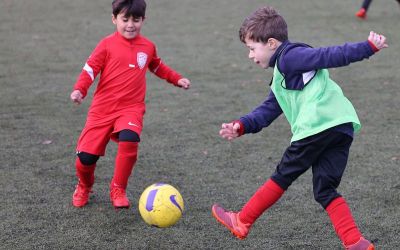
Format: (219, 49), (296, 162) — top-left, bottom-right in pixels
(76, 105), (145, 156)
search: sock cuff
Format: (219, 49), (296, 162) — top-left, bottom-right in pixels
(76, 158), (95, 173)
(326, 196), (346, 213)
(265, 179), (285, 195)
(118, 141), (138, 155)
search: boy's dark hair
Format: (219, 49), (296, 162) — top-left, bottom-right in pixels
(239, 6), (288, 44)
(112, 0), (146, 18)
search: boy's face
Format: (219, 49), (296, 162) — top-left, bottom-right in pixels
(112, 12), (144, 40)
(244, 36), (280, 69)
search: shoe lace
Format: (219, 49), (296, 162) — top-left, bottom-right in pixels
(75, 184), (91, 197)
(111, 187), (126, 199)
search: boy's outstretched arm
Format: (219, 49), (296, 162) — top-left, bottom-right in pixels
(149, 47), (190, 89)
(220, 91), (283, 141)
(281, 31), (388, 73)
(239, 91), (282, 134)
(73, 40), (107, 99)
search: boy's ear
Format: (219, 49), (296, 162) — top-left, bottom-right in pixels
(111, 14), (117, 24)
(267, 38), (280, 49)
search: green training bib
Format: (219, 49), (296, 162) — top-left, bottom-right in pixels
(271, 66), (361, 142)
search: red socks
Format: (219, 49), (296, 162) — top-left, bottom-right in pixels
(75, 157), (95, 188)
(239, 179), (285, 225)
(76, 142), (138, 189)
(326, 197), (362, 246)
(111, 141), (138, 189)
(238, 179), (362, 247)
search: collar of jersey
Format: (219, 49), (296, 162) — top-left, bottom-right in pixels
(115, 31), (141, 46)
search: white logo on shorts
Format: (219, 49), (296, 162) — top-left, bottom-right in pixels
(128, 122), (139, 127)
(137, 52), (147, 69)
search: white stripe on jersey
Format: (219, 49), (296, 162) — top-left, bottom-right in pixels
(152, 61), (161, 73)
(302, 70), (316, 85)
(83, 63), (94, 81)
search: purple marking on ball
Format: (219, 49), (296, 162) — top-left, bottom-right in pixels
(155, 183), (165, 186)
(170, 195), (183, 212)
(146, 189), (158, 211)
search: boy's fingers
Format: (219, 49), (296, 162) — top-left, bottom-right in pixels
(233, 123), (240, 131)
(73, 99), (81, 105)
(222, 123), (233, 129)
(222, 134), (232, 140)
(368, 31), (374, 39)
(220, 130), (228, 136)
(220, 129), (232, 136)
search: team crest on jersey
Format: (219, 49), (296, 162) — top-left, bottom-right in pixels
(137, 52), (148, 69)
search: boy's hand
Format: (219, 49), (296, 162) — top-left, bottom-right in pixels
(70, 90), (83, 104)
(368, 31), (388, 51)
(177, 78), (191, 89)
(219, 122), (241, 141)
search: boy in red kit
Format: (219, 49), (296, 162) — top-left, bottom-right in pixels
(211, 6), (387, 250)
(355, 0), (400, 19)
(70, 0), (190, 209)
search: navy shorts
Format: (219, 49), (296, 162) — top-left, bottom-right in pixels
(271, 129), (353, 208)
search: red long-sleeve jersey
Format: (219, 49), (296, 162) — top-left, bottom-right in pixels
(74, 31), (182, 115)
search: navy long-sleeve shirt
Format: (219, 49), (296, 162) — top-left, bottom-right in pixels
(239, 40), (376, 137)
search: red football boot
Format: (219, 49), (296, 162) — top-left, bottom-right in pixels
(211, 204), (251, 239)
(72, 183), (92, 207)
(345, 237), (374, 250)
(110, 184), (130, 209)
(355, 8), (367, 19)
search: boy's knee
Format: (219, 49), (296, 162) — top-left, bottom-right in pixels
(77, 152), (100, 165)
(314, 191), (341, 209)
(119, 129), (140, 142)
(313, 176), (342, 208)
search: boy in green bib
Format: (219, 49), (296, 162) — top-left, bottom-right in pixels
(212, 6), (387, 250)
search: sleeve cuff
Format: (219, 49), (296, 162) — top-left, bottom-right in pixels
(74, 87), (87, 98)
(169, 73), (183, 86)
(368, 40), (379, 53)
(233, 120), (245, 136)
